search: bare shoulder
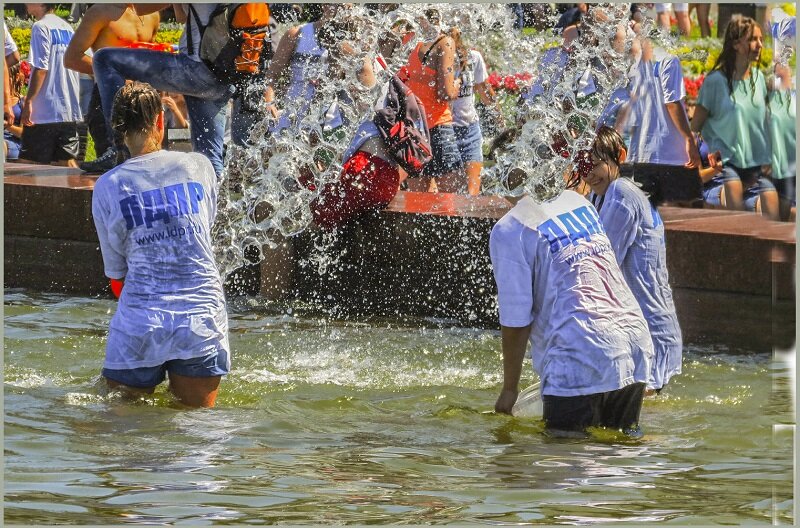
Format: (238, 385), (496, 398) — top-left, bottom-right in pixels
(435, 34), (455, 50)
(88, 3), (129, 23)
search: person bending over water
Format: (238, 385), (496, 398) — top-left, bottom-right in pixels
(92, 82), (230, 408)
(490, 163), (653, 437)
(582, 127), (683, 396)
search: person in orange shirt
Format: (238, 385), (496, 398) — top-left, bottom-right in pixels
(399, 8), (465, 193)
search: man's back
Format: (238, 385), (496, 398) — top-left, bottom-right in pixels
(490, 191), (652, 397)
(29, 13), (81, 124)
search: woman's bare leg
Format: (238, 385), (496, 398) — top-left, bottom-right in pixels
(466, 161), (483, 195)
(168, 373), (221, 408)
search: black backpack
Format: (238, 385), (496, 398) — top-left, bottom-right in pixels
(187, 3), (273, 88)
(373, 75), (433, 178)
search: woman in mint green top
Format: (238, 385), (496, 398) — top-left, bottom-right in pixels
(768, 63), (796, 205)
(691, 17), (779, 220)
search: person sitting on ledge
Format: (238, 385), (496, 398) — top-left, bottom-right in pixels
(490, 145), (653, 438)
(691, 17), (780, 220)
(91, 82), (230, 408)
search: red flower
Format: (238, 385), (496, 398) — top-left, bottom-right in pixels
(684, 74), (705, 100)
(19, 60), (31, 83)
(487, 72), (503, 90)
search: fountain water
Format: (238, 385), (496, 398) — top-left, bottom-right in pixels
(212, 3), (645, 281)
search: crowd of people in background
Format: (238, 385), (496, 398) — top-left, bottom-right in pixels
(3, 2), (794, 223)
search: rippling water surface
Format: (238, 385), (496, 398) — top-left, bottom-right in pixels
(4, 290), (794, 524)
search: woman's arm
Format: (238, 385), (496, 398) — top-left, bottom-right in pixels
(664, 101), (701, 168)
(690, 103), (709, 134)
(434, 36), (460, 102)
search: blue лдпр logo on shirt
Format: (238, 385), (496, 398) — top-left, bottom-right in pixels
(119, 182), (205, 230)
(49, 29), (73, 46)
(539, 205), (605, 254)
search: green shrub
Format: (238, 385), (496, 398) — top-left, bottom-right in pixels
(10, 27), (31, 58)
(153, 28), (182, 45)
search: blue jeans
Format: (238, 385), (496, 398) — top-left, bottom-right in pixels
(93, 48), (255, 174)
(703, 164), (776, 211)
(453, 120), (484, 164)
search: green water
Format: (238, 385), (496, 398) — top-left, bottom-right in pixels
(4, 290), (794, 524)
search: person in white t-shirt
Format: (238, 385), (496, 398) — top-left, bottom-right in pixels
(92, 82), (229, 408)
(449, 28), (498, 196)
(4, 20), (20, 66)
(19, 4), (82, 167)
(626, 37), (702, 204)
(490, 163), (653, 437)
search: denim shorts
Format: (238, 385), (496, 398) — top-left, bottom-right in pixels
(453, 120), (484, 164)
(703, 165), (776, 210)
(423, 124), (464, 178)
(5, 136), (20, 159)
(102, 347), (230, 389)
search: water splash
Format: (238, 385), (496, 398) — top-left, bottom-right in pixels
(214, 3), (639, 280)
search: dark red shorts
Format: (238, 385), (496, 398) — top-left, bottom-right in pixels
(312, 150), (400, 230)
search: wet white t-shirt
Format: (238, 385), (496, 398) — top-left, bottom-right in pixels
(92, 150), (229, 370)
(590, 178), (683, 389)
(490, 191), (653, 397)
(28, 13), (82, 124)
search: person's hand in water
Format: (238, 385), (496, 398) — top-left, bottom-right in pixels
(495, 387), (518, 414)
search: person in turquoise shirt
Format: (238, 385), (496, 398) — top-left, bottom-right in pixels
(768, 63), (796, 208)
(691, 17), (780, 220)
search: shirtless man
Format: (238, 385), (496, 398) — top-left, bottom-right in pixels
(64, 3), (159, 170)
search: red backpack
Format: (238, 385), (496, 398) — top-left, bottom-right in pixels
(373, 75), (433, 178)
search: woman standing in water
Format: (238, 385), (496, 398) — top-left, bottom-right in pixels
(581, 126), (682, 395)
(691, 17), (780, 219)
(92, 82), (229, 408)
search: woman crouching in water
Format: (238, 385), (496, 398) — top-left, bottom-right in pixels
(580, 126), (683, 396)
(92, 82), (230, 408)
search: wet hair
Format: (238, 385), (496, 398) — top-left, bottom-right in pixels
(110, 82), (162, 139)
(448, 27), (468, 76)
(567, 126), (625, 189)
(713, 16), (760, 101)
(591, 125), (625, 166)
(8, 63), (24, 98)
